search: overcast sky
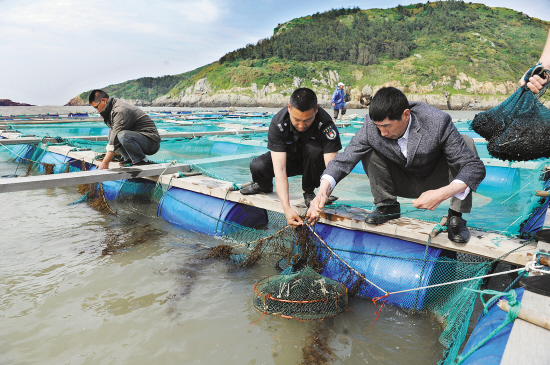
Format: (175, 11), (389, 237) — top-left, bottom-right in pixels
(1, 0), (549, 105)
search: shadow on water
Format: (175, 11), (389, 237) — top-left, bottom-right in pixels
(100, 223), (164, 256)
(300, 319), (335, 365)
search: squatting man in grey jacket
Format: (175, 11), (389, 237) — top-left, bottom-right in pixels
(306, 87), (486, 244)
(89, 89), (161, 169)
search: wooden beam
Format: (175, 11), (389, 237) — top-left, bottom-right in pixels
(0, 118), (102, 125)
(0, 128), (269, 145)
(152, 173), (536, 266)
(0, 162), (190, 193)
(501, 290), (550, 364)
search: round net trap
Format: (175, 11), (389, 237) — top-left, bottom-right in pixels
(253, 267), (348, 321)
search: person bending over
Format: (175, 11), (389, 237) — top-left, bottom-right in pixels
(306, 87), (486, 244)
(240, 88), (342, 228)
(89, 89), (161, 169)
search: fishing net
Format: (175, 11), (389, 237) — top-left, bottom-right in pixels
(471, 62), (550, 161)
(1, 113), (548, 365)
(253, 266), (348, 320)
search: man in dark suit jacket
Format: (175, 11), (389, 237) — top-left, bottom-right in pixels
(306, 87), (486, 243)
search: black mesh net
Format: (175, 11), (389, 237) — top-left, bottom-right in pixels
(471, 63), (550, 161)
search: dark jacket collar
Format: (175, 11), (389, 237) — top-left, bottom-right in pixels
(99, 97), (116, 124)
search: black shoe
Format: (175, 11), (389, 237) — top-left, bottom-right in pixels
(240, 182), (272, 195)
(534, 229), (550, 243)
(304, 192), (316, 208)
(519, 274), (550, 297)
(132, 160), (154, 166)
(117, 159), (132, 165)
(325, 196), (338, 205)
(447, 216), (470, 243)
(365, 204), (400, 225)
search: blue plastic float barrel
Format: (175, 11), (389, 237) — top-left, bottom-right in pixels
(8, 144), (35, 162)
(460, 288), (525, 365)
(100, 179), (157, 201)
(38, 151), (74, 174)
(313, 223), (442, 309)
(83, 165), (156, 201)
(210, 141), (241, 155)
(157, 186), (268, 236)
(476, 166), (521, 197)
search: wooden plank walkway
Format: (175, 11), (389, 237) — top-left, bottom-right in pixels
(501, 290), (550, 364)
(0, 162), (190, 193)
(0, 129), (269, 145)
(151, 171), (536, 266)
(1, 137), (540, 266)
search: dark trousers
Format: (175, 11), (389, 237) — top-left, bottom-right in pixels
(363, 134), (478, 213)
(117, 130), (160, 163)
(333, 106), (346, 119)
(250, 140), (326, 193)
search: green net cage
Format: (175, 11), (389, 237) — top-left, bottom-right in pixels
(253, 267), (348, 321)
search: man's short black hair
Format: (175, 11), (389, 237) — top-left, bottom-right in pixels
(88, 89), (109, 104)
(289, 88), (318, 112)
(369, 87), (409, 121)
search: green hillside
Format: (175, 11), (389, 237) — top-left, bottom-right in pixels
(69, 1), (550, 105)
(68, 69), (207, 105)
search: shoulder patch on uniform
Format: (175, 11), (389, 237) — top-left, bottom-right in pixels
(323, 125), (338, 140)
(277, 123), (284, 132)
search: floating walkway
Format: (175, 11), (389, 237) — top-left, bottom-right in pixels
(0, 135), (540, 267)
(0, 128), (269, 145)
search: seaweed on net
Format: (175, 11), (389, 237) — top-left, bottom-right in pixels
(202, 244), (234, 260)
(300, 320), (334, 365)
(90, 183), (116, 214)
(41, 162), (55, 175)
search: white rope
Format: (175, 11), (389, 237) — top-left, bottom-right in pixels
(387, 266), (535, 296)
(306, 224), (388, 295)
(306, 222), (545, 298)
(526, 259), (550, 274)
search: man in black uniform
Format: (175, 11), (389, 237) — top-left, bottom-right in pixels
(240, 88), (342, 228)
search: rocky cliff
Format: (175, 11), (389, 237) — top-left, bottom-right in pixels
(151, 72), (544, 111)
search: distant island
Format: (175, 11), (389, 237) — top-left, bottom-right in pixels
(0, 99), (34, 107)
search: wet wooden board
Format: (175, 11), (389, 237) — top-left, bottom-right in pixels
(156, 173), (535, 266)
(0, 162), (190, 193)
(0, 129), (269, 145)
(501, 290), (550, 364)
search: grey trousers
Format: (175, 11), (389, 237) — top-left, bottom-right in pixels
(362, 134), (478, 213)
(117, 130), (160, 164)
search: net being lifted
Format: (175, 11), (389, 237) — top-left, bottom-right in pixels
(253, 267), (348, 320)
(471, 62), (550, 161)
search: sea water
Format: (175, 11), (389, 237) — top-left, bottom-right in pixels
(0, 107), (504, 364)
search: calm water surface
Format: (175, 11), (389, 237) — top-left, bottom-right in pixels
(0, 107), (483, 364)
(0, 186), (445, 364)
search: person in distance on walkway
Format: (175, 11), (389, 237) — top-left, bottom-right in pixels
(332, 82), (346, 122)
(89, 89), (161, 169)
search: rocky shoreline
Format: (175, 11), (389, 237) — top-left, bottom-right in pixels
(66, 72), (550, 111)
